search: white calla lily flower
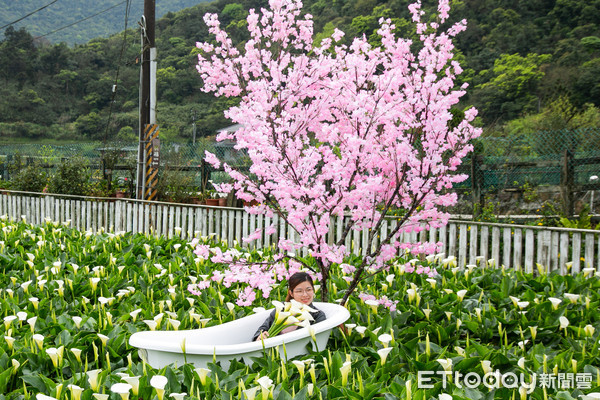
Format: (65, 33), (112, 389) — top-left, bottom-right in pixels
(548, 297), (562, 310)
(378, 347), (393, 365)
(437, 358), (453, 372)
(378, 333), (393, 347)
(110, 383), (132, 400)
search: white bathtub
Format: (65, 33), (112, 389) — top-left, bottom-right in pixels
(128, 302), (350, 369)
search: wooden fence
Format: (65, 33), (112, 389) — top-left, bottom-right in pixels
(1, 191), (598, 275)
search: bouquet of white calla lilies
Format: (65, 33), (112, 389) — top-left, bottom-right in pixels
(271, 301), (285, 312)
(299, 311), (315, 322)
(274, 311), (291, 324)
(290, 299), (317, 313)
(297, 319), (311, 328)
(265, 300), (317, 338)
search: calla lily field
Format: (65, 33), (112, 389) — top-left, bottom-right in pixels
(1, 215), (600, 400)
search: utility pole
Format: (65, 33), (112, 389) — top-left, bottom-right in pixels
(137, 0), (157, 200)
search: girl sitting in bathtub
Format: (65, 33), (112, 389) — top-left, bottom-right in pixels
(253, 272), (326, 341)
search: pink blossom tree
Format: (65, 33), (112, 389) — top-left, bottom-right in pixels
(196, 0), (481, 305)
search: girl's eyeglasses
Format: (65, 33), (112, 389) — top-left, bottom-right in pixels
(293, 288), (314, 295)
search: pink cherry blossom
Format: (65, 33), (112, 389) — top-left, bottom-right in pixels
(187, 281), (210, 296)
(204, 151), (221, 169)
(194, 0), (480, 305)
(340, 263), (356, 275)
(359, 293), (399, 312)
(194, 245), (210, 258)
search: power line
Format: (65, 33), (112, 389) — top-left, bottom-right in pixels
(0, 0), (60, 31)
(0, 0), (131, 50)
(35, 0), (128, 39)
(103, 0), (133, 145)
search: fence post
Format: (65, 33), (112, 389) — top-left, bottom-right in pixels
(1, 155), (7, 181)
(4, 155), (11, 181)
(561, 149), (574, 217)
(200, 159), (212, 191)
(471, 153), (483, 217)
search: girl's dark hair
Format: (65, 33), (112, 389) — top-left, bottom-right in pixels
(285, 272), (314, 301)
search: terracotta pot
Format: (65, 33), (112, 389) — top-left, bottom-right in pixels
(189, 196), (204, 205)
(205, 198), (220, 206)
(218, 198), (227, 206)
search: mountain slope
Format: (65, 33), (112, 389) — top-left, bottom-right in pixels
(0, 0), (599, 144)
(0, 0), (210, 45)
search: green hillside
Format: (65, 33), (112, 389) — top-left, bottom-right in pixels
(0, 0), (209, 45)
(0, 0), (599, 144)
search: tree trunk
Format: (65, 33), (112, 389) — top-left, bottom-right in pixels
(317, 259), (329, 302)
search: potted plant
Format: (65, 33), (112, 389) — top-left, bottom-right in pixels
(189, 188), (206, 205)
(243, 199), (259, 207)
(114, 176), (129, 198)
(87, 180), (115, 199)
(204, 190), (220, 206)
(205, 180), (229, 206)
